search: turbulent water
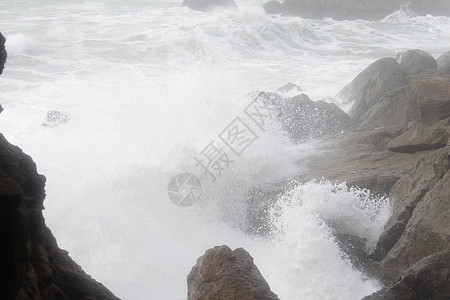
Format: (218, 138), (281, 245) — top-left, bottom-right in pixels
(1, 0), (450, 299)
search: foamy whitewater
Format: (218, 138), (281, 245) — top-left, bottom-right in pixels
(1, 0), (450, 299)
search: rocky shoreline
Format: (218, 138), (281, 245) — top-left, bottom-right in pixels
(1, 26), (449, 299)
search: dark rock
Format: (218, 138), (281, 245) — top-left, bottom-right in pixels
(409, 75), (450, 125)
(338, 58), (407, 123)
(187, 245), (279, 300)
(363, 250), (450, 300)
(0, 32), (6, 75)
(437, 50), (450, 70)
(358, 86), (419, 130)
(379, 171), (450, 281)
(396, 49), (438, 75)
(252, 92), (352, 143)
(387, 124), (449, 153)
(0, 134), (119, 300)
(434, 138), (450, 179)
(182, 0), (236, 12)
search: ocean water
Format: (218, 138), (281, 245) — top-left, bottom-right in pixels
(1, 1), (450, 299)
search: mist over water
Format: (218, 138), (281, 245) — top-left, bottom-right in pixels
(1, 1), (450, 299)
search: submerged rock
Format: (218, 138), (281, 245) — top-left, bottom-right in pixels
(364, 250), (450, 300)
(182, 0), (236, 12)
(42, 110), (70, 127)
(187, 245), (279, 300)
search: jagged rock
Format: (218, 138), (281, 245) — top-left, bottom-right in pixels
(358, 86), (419, 130)
(409, 74), (450, 125)
(0, 32), (6, 75)
(363, 250), (450, 300)
(370, 150), (442, 261)
(434, 139), (450, 179)
(437, 50), (450, 70)
(387, 124), (449, 153)
(264, 0), (450, 20)
(338, 58), (407, 123)
(396, 49), (438, 75)
(379, 171), (450, 281)
(187, 245), (279, 300)
(0, 32), (118, 300)
(0, 134), (119, 300)
(182, 0), (236, 12)
(251, 92), (352, 143)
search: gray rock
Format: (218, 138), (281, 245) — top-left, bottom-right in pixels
(253, 91), (352, 143)
(263, 1), (283, 14)
(409, 75), (450, 125)
(339, 58), (407, 123)
(437, 50), (450, 70)
(396, 49), (438, 75)
(380, 171), (450, 281)
(187, 245), (279, 300)
(387, 124), (449, 153)
(358, 86), (419, 130)
(182, 0), (236, 12)
(370, 150), (442, 261)
(364, 250), (450, 300)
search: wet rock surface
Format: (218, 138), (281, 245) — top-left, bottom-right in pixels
(187, 245), (279, 300)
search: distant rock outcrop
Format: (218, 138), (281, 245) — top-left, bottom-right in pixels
(182, 0), (236, 12)
(263, 0), (450, 20)
(396, 49), (438, 75)
(187, 245), (279, 300)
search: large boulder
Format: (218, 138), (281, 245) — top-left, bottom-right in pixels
(182, 0), (236, 12)
(409, 75), (450, 125)
(363, 251), (450, 300)
(379, 170), (450, 281)
(0, 32), (6, 75)
(264, 0), (450, 20)
(436, 50), (450, 71)
(358, 86), (419, 130)
(339, 58), (407, 123)
(396, 49), (438, 75)
(187, 245), (279, 300)
(251, 92), (352, 143)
